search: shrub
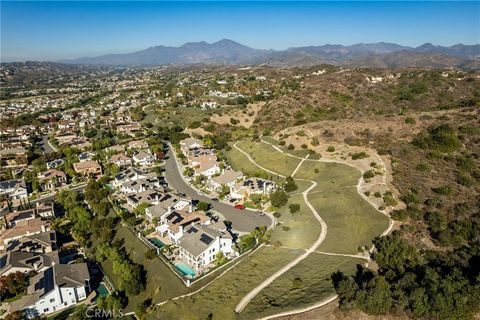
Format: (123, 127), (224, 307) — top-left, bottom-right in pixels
(327, 146), (335, 152)
(287, 144), (295, 150)
(457, 173), (474, 187)
(383, 193), (398, 207)
(363, 170), (375, 179)
(433, 185), (453, 196)
(415, 163), (431, 172)
(412, 124), (460, 153)
(301, 144), (308, 149)
(404, 117), (416, 125)
(352, 152), (369, 160)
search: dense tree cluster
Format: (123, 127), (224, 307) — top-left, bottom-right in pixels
(333, 232), (480, 319)
(95, 241), (146, 295)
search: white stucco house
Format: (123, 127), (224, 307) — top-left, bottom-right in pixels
(7, 264), (90, 318)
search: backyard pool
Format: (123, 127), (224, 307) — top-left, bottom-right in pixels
(149, 238), (165, 249)
(96, 282), (110, 299)
(175, 262), (196, 277)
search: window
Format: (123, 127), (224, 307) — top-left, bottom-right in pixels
(50, 298), (55, 302)
(44, 308), (49, 312)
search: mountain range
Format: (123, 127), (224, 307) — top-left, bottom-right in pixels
(61, 39), (480, 69)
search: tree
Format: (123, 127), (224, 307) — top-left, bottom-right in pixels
(0, 272), (30, 301)
(289, 203), (300, 214)
(196, 201), (209, 211)
(134, 202), (150, 216)
(355, 276), (393, 314)
(283, 176), (298, 193)
(270, 190), (288, 207)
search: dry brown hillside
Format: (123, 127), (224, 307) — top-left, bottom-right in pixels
(254, 67), (480, 131)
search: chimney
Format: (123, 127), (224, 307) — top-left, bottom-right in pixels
(41, 225), (46, 232)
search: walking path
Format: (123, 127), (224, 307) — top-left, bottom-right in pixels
(233, 139), (393, 315)
(234, 142), (327, 313)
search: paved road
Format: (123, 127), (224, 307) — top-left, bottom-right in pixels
(39, 135), (57, 154)
(163, 146), (272, 233)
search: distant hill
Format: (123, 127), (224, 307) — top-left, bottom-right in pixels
(52, 40), (480, 70)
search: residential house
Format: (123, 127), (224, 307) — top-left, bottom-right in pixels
(108, 154), (132, 168)
(113, 167), (147, 188)
(144, 193), (190, 222)
(230, 178), (276, 199)
(72, 161), (102, 179)
(177, 224), (233, 271)
(0, 179), (28, 200)
(7, 264), (90, 317)
(119, 177), (162, 194)
(208, 170), (243, 192)
(180, 138), (203, 156)
(126, 189), (163, 209)
(133, 151), (156, 166)
(0, 251), (59, 276)
(127, 139), (148, 150)
(6, 231), (57, 253)
(192, 157), (221, 177)
(0, 218), (51, 251)
(157, 210), (210, 244)
(37, 169), (67, 191)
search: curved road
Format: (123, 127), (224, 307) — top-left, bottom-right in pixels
(163, 146), (273, 233)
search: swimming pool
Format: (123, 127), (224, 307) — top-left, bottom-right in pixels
(175, 262), (196, 277)
(149, 238), (165, 249)
(96, 283), (109, 299)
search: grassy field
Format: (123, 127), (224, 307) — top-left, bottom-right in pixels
(308, 188), (390, 254)
(236, 140), (302, 177)
(270, 193), (321, 250)
(224, 144), (285, 183)
(242, 254), (365, 319)
(147, 246), (302, 320)
(294, 160), (360, 192)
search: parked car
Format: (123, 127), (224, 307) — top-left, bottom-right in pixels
(256, 211), (265, 216)
(212, 198), (219, 202)
(235, 204), (246, 210)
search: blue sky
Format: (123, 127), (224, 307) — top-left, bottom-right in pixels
(1, 1), (479, 61)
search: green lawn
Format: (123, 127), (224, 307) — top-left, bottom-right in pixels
(294, 159), (360, 192)
(147, 246), (302, 320)
(236, 140), (302, 177)
(270, 193), (321, 250)
(242, 254), (364, 319)
(224, 144), (284, 183)
(308, 188), (390, 254)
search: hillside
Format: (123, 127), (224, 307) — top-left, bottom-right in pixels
(254, 67), (480, 130)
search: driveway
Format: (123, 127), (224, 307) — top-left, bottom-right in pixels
(163, 146), (273, 233)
